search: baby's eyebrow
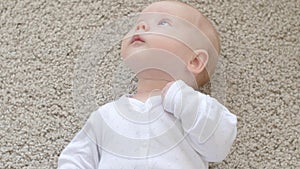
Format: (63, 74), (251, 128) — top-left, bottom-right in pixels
(159, 17), (172, 21)
(135, 16), (171, 24)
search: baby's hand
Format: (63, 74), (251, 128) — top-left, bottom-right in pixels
(161, 81), (175, 99)
(161, 80), (194, 118)
(161, 81), (178, 114)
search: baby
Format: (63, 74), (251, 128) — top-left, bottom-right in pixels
(58, 1), (237, 169)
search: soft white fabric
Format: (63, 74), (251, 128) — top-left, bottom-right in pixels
(58, 80), (237, 169)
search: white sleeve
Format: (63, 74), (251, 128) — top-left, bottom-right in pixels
(58, 112), (101, 169)
(163, 80), (237, 162)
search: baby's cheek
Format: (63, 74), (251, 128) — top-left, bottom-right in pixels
(151, 36), (192, 58)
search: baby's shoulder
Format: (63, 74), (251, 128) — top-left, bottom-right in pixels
(87, 97), (128, 129)
(92, 99), (117, 116)
(89, 96), (127, 119)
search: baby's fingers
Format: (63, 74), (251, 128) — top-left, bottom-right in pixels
(162, 81), (175, 98)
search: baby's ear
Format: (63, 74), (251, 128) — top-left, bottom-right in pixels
(187, 49), (208, 74)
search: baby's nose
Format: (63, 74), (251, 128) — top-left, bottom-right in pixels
(135, 21), (149, 31)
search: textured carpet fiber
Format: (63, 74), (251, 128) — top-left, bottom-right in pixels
(0, 0), (299, 168)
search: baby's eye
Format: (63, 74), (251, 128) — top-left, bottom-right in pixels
(158, 19), (171, 26)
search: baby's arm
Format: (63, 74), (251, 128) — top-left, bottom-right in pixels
(58, 112), (101, 169)
(162, 80), (237, 162)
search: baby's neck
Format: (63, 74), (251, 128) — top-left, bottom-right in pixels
(132, 78), (170, 102)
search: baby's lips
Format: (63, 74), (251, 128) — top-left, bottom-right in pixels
(130, 35), (145, 44)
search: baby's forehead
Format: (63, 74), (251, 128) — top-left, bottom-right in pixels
(141, 1), (200, 26)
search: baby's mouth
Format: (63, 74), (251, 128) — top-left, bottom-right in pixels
(130, 35), (145, 44)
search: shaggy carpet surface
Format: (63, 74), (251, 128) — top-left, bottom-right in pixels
(0, 0), (299, 168)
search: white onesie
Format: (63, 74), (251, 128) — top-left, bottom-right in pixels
(58, 80), (237, 169)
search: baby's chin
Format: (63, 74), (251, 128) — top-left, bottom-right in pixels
(120, 40), (130, 59)
(136, 70), (174, 81)
(120, 46), (145, 59)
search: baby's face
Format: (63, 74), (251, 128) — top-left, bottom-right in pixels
(121, 1), (201, 62)
(120, 1), (212, 86)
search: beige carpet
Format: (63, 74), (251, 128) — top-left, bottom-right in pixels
(0, 0), (299, 168)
